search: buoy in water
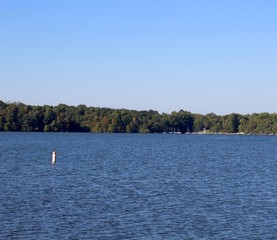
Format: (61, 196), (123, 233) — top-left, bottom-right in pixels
(52, 151), (56, 164)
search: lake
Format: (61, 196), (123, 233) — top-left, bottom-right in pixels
(1, 132), (277, 239)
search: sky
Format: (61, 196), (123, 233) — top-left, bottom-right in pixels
(0, 0), (276, 115)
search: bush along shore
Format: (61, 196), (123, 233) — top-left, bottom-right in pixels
(0, 101), (277, 134)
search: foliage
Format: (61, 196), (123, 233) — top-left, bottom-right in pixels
(0, 100), (276, 134)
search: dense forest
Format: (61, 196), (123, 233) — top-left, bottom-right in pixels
(0, 100), (277, 134)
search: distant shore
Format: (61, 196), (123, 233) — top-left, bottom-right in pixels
(0, 100), (277, 135)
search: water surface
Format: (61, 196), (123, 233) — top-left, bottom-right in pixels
(1, 133), (277, 239)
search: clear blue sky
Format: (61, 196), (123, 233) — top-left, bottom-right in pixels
(1, 0), (276, 114)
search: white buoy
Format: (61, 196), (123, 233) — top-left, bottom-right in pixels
(52, 151), (56, 164)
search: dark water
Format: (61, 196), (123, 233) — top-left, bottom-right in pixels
(1, 133), (277, 239)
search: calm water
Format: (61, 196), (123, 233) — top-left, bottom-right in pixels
(1, 133), (277, 239)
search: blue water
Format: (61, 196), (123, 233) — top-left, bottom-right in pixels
(0, 133), (277, 239)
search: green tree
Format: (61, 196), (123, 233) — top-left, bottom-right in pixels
(223, 113), (240, 133)
(4, 104), (19, 131)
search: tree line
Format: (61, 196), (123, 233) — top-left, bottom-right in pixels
(0, 100), (277, 134)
